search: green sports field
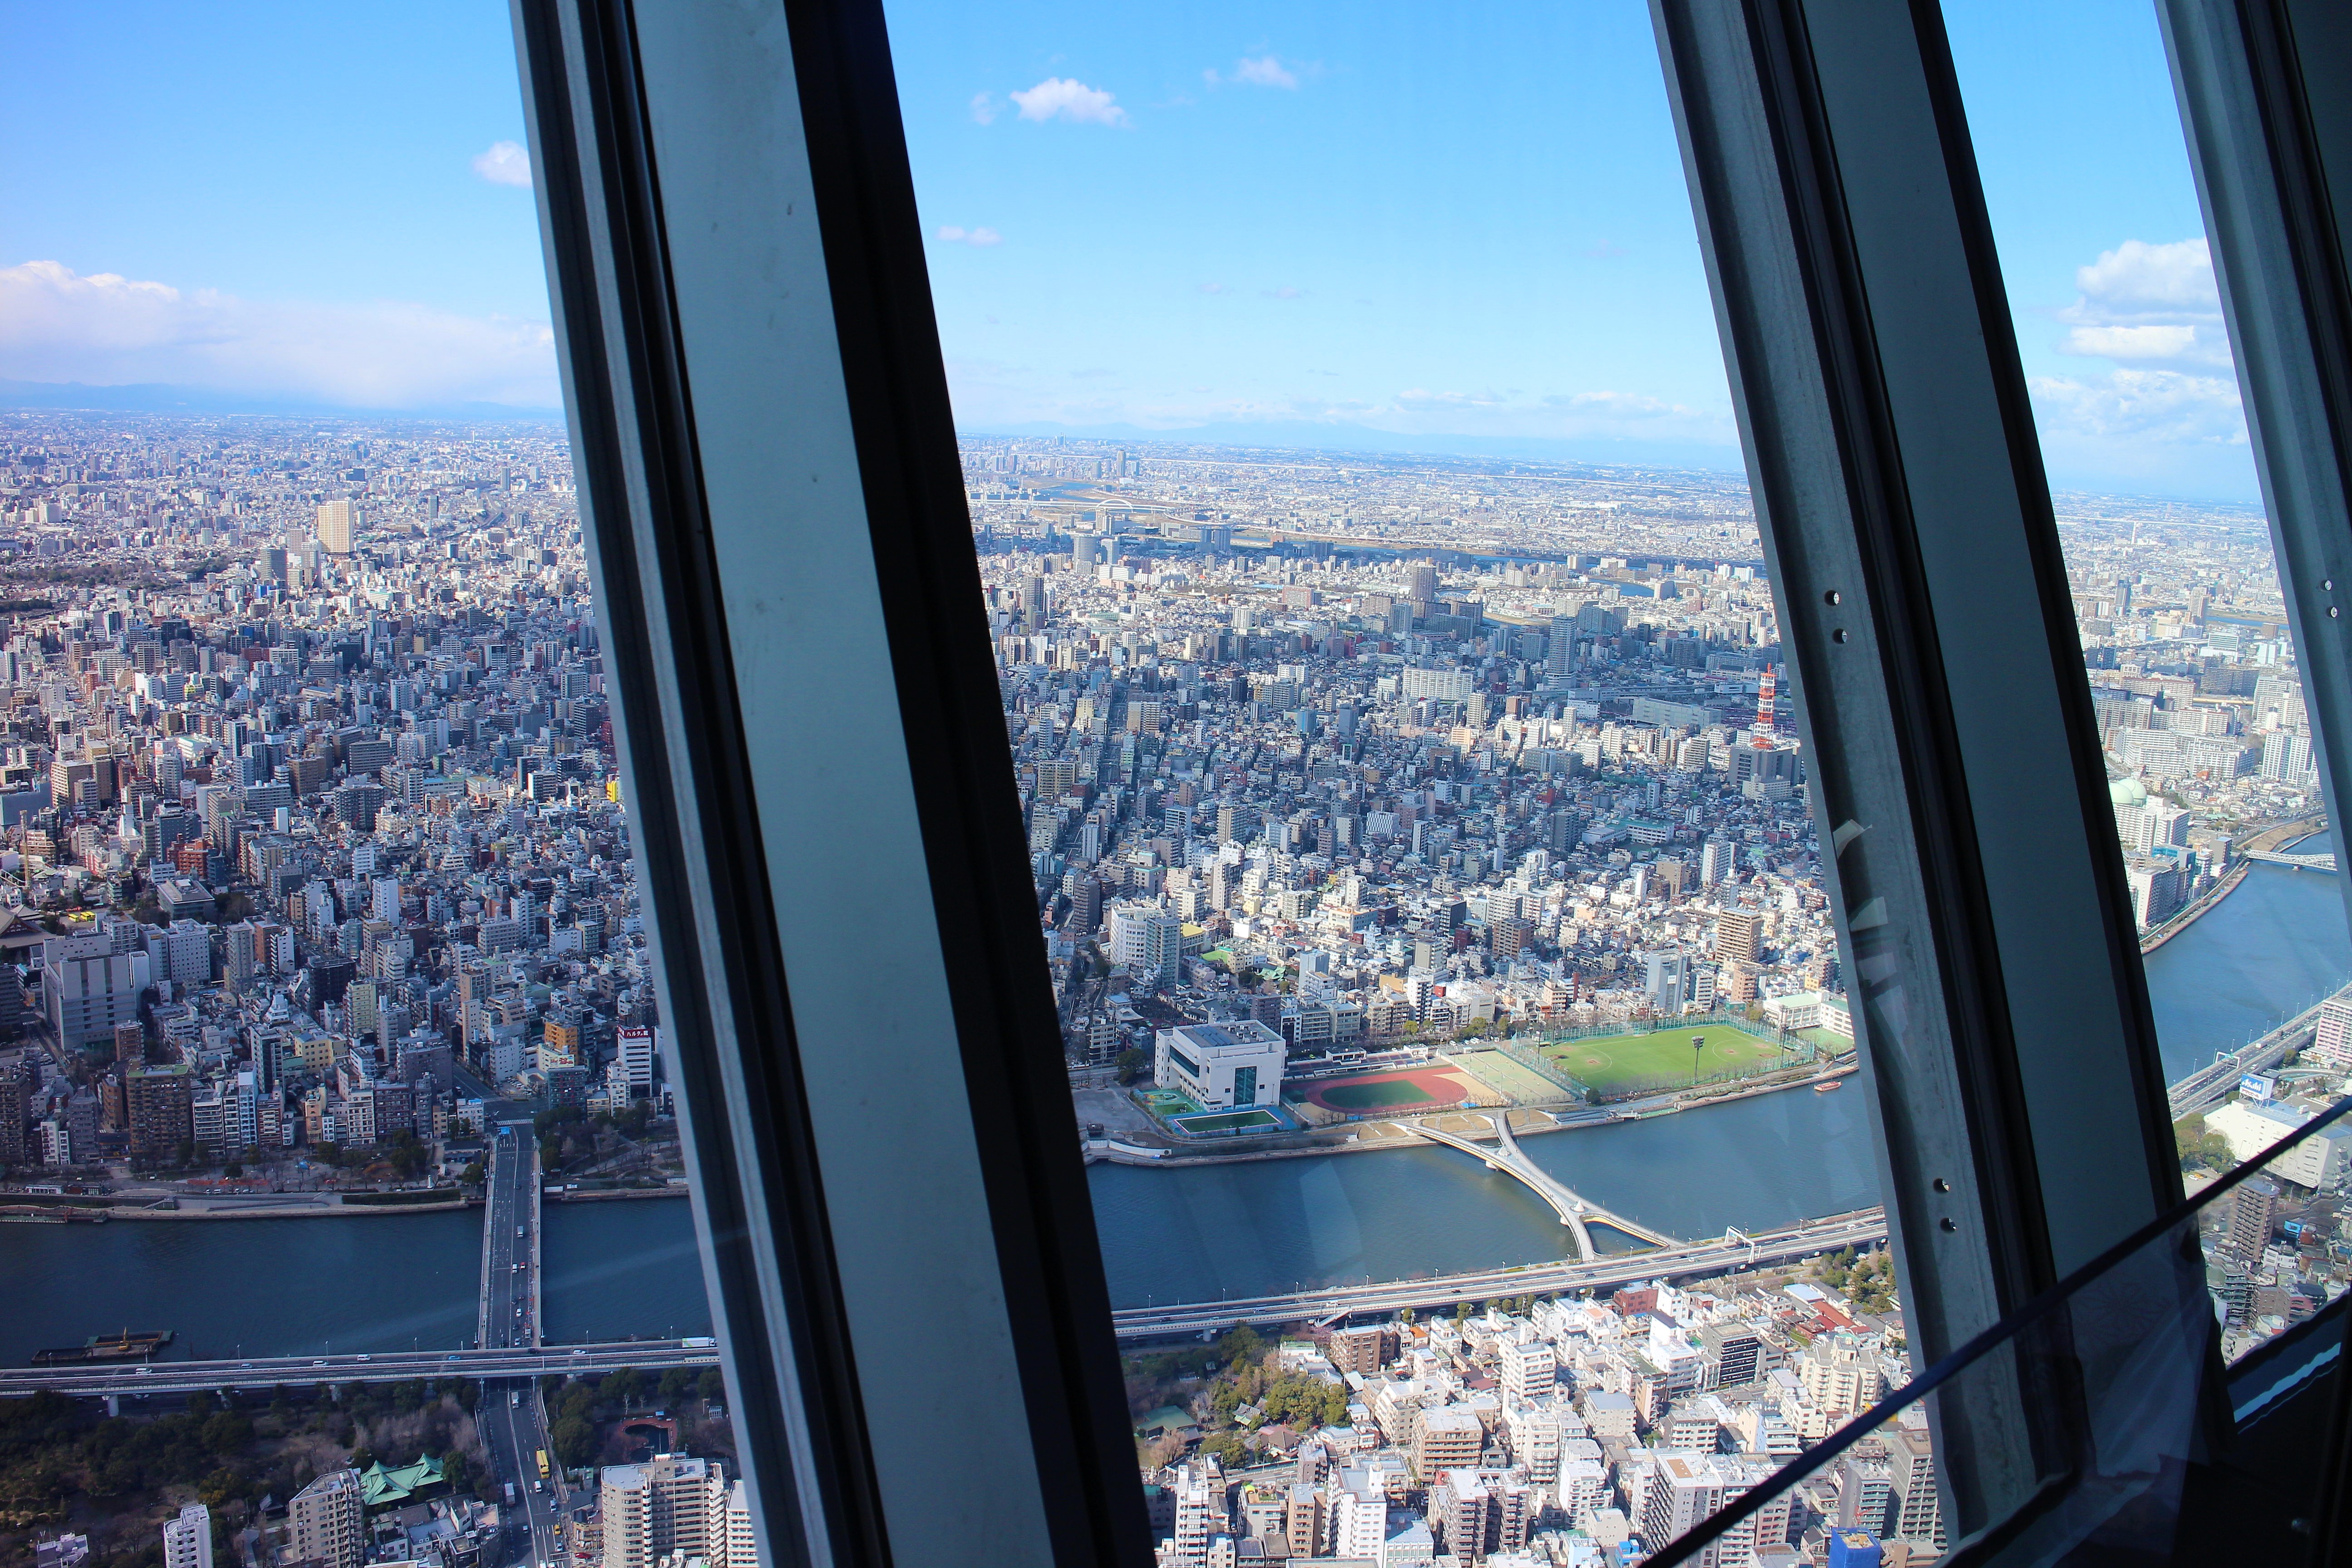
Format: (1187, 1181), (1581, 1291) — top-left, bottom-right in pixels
(1540, 1025), (1789, 1092)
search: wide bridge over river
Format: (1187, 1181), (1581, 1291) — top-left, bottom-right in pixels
(0, 1340), (720, 1400)
(2242, 848), (2337, 871)
(1408, 1112), (1677, 1259)
(1111, 1208), (1889, 1338)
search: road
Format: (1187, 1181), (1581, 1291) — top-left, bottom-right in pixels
(2167, 991), (2337, 1117)
(1109, 1208), (1890, 1338)
(479, 1121), (563, 1567)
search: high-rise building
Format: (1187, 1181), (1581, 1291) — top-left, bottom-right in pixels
(2231, 1175), (2280, 1259)
(2314, 996), (2352, 1071)
(599, 1454), (728, 1568)
(161, 1503), (211, 1568)
(0, 1072), (31, 1171)
(609, 1024), (657, 1102)
(126, 1064), (194, 1160)
(316, 500), (356, 554)
(1715, 909), (1762, 966)
(289, 1470), (364, 1568)
(1887, 1420), (1943, 1552)
(1642, 948), (1693, 1013)
(43, 935), (152, 1050)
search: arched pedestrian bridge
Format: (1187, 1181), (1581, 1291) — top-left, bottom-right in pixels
(1410, 1112), (1677, 1262)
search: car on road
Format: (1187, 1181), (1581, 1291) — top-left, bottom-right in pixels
(312, 1361), (327, 1367)
(132, 1367), (151, 1376)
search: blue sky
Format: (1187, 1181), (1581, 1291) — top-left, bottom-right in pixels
(0, 0), (2259, 500)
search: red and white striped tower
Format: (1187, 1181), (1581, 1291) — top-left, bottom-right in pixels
(1752, 666), (1777, 747)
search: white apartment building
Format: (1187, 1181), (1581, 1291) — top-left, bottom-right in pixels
(161, 1503), (211, 1568)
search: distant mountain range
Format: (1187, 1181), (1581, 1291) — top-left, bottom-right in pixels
(0, 380), (564, 425)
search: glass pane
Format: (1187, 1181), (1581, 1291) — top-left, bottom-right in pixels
(1, 10), (724, 1568)
(1642, 1094), (2352, 1568)
(1944, 0), (2352, 1119)
(886, 0), (1887, 1558)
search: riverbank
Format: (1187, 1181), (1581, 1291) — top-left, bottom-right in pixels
(0, 1193), (477, 1220)
(1085, 1059), (1860, 1168)
(2137, 813), (2324, 956)
(2141, 858), (2251, 955)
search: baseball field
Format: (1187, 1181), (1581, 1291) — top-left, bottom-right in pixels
(1539, 1024), (1788, 1092)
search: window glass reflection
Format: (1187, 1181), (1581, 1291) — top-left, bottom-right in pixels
(889, 2), (1893, 1560)
(1947, 0), (2352, 1168)
(0, 10), (725, 1568)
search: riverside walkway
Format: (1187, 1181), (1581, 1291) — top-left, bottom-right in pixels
(1410, 1112), (1678, 1259)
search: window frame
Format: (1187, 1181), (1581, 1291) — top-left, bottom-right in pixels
(502, 0), (2352, 1559)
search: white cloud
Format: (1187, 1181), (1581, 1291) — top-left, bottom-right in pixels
(470, 140), (532, 188)
(0, 260), (559, 409)
(1009, 77), (1129, 127)
(2029, 368), (2247, 446)
(1206, 55), (1311, 89)
(2028, 238), (2249, 466)
(2072, 238), (2220, 318)
(2054, 237), (2231, 369)
(969, 92), (999, 125)
(935, 225), (1003, 246)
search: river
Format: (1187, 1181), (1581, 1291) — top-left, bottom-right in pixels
(1, 860), (2344, 1358)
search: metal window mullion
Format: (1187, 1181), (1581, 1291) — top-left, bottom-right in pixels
(1651, 0), (2181, 1532)
(2162, 0), (2352, 946)
(511, 1), (1151, 1565)
(511, 3), (893, 1567)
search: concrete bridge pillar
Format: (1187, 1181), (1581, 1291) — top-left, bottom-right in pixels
(104, 1395), (118, 1417)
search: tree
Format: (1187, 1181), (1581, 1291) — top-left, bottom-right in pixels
(461, 1161), (485, 1188)
(550, 1414), (597, 1470)
(441, 1450), (475, 1499)
(1114, 1047), (1148, 1083)
(696, 1369), (726, 1403)
(600, 1367), (648, 1410)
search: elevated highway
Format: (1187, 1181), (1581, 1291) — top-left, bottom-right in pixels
(0, 1339), (719, 1400)
(1110, 1208), (1887, 1338)
(2168, 989), (2342, 1117)
(1409, 1113), (1676, 1259)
